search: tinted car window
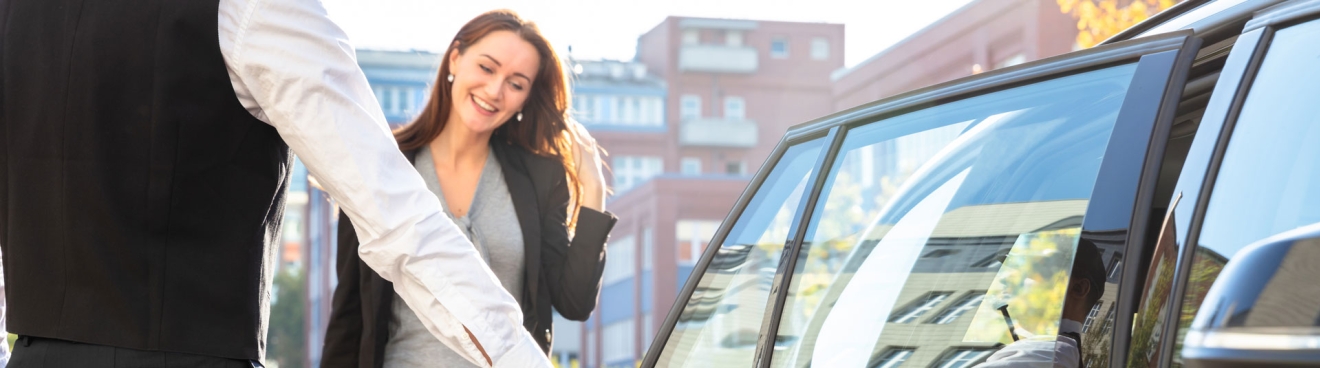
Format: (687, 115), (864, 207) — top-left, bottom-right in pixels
(766, 64), (1140, 368)
(655, 139), (825, 367)
(1172, 18), (1320, 364)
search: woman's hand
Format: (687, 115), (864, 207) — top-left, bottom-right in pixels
(569, 118), (607, 212)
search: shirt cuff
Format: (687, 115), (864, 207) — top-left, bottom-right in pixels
(574, 207), (617, 246)
(492, 333), (550, 367)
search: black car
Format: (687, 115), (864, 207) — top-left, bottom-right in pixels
(644, 0), (1320, 367)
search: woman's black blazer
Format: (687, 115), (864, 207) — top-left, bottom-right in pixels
(322, 140), (616, 368)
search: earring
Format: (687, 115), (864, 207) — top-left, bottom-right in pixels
(447, 74), (454, 83)
(516, 112), (523, 121)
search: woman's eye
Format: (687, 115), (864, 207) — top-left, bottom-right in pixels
(479, 65), (492, 73)
(510, 82), (524, 91)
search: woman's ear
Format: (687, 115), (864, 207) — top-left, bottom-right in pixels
(448, 42), (462, 69)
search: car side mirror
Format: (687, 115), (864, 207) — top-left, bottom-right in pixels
(1182, 222), (1320, 368)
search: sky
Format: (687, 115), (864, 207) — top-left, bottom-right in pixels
(320, 0), (978, 69)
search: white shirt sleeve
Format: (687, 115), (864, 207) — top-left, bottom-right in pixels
(216, 0), (548, 366)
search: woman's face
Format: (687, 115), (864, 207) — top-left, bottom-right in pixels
(448, 30), (541, 135)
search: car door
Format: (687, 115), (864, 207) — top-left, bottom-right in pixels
(643, 30), (1203, 368)
(1128, 1), (1320, 367)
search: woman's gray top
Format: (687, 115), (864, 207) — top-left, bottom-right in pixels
(383, 145), (526, 368)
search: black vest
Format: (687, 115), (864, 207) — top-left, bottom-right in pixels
(1, 0), (290, 360)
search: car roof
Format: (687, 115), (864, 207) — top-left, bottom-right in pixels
(1104, 0), (1288, 44)
(786, 0), (1291, 137)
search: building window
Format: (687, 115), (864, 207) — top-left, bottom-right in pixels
(642, 227), (654, 271)
(389, 87), (402, 114)
(574, 94), (593, 123)
(677, 220), (720, 265)
(682, 29), (699, 45)
(603, 320), (636, 365)
(723, 96), (745, 120)
(681, 157), (702, 175)
(726, 30), (744, 47)
(621, 96), (636, 124)
(642, 313), (655, 349)
(935, 348), (995, 368)
(930, 292), (985, 324)
(888, 292), (953, 323)
(725, 161), (745, 175)
(612, 156), (663, 193)
(599, 95), (617, 123)
(648, 97), (664, 125)
(585, 327), (596, 367)
(602, 235), (635, 286)
(870, 348), (915, 368)
(811, 37), (830, 60)
(770, 37), (789, 58)
(995, 53), (1028, 69)
(680, 94), (701, 121)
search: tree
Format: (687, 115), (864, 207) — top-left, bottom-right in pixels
(1058, 0), (1181, 48)
(268, 266), (307, 368)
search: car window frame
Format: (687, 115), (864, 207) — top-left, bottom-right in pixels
(642, 30), (1202, 368)
(1149, 2), (1320, 367)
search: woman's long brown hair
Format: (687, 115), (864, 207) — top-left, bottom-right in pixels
(394, 9), (582, 222)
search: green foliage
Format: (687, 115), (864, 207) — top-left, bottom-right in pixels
(965, 229), (1080, 343)
(268, 266), (306, 368)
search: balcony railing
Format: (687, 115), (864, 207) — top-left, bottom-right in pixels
(680, 118), (757, 148)
(678, 45), (758, 73)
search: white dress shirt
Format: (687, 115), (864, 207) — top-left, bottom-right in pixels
(975, 319), (1085, 368)
(216, 0), (548, 366)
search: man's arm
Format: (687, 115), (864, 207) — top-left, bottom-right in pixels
(217, 0), (545, 366)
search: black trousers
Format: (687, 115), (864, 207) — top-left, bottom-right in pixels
(9, 336), (260, 368)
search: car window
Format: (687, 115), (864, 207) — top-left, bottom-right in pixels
(1170, 18), (1320, 366)
(655, 138), (825, 367)
(766, 64), (1140, 368)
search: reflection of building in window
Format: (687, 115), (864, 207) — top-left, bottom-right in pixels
(677, 220), (720, 265)
(889, 292), (954, 323)
(1099, 302), (1117, 336)
(611, 156), (662, 193)
(603, 235), (635, 286)
(931, 292), (986, 324)
(1082, 303), (1103, 333)
(972, 249), (1011, 268)
(922, 249), (959, 259)
(870, 347), (915, 368)
(936, 348), (995, 368)
(1106, 253), (1123, 282)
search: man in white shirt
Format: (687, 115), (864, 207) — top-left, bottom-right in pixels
(0, 0), (556, 367)
(978, 240), (1107, 368)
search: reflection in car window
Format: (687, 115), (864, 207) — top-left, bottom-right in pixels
(655, 139), (825, 367)
(764, 64), (1139, 368)
(1172, 19), (1320, 365)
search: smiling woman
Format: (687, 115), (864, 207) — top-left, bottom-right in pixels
(323, 9), (618, 368)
